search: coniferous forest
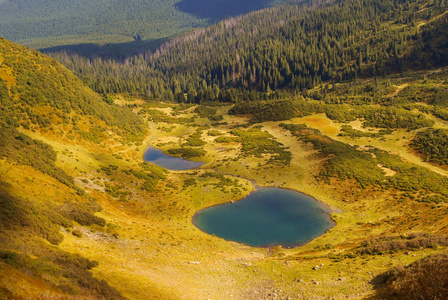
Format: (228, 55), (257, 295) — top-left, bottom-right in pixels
(0, 0), (289, 49)
(1, 0), (448, 299)
(49, 0), (448, 103)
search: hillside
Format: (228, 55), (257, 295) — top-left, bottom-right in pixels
(0, 38), (146, 144)
(2, 36), (448, 298)
(0, 0), (288, 51)
(50, 0), (448, 100)
(0, 38), (147, 299)
(2, 0), (448, 298)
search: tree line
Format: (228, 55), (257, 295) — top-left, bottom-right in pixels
(49, 0), (448, 102)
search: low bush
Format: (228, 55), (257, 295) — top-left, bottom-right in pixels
(372, 252), (448, 299)
(411, 128), (448, 166)
(59, 201), (106, 227)
(141, 108), (193, 124)
(230, 127), (291, 165)
(214, 136), (241, 143)
(184, 128), (206, 147)
(0, 127), (74, 188)
(281, 123), (448, 196)
(229, 99), (323, 122)
(359, 233), (448, 255)
(207, 130), (222, 136)
(167, 147), (206, 158)
(338, 125), (392, 138)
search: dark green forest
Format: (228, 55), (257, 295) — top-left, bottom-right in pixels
(411, 128), (448, 166)
(0, 0), (288, 50)
(49, 0), (448, 102)
(0, 0), (202, 47)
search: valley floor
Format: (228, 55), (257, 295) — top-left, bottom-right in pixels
(3, 96), (448, 299)
(45, 103), (448, 298)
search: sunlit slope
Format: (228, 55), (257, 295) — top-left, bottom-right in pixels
(0, 38), (147, 299)
(0, 38), (145, 145)
(1, 33), (448, 299)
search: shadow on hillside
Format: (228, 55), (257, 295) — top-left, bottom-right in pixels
(40, 38), (169, 60)
(175, 0), (276, 20)
(0, 182), (30, 232)
(365, 272), (391, 300)
(367, 251), (448, 300)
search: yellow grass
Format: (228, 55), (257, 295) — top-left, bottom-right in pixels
(3, 103), (448, 299)
(0, 55), (16, 97)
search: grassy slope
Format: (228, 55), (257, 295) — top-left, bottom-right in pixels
(2, 93), (448, 299)
(54, 93), (445, 299)
(1, 41), (448, 298)
(0, 38), (146, 144)
(0, 39), (144, 298)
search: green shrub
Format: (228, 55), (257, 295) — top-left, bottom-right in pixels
(229, 100), (323, 122)
(0, 127), (74, 188)
(361, 107), (434, 130)
(372, 252), (448, 300)
(184, 128), (206, 147)
(167, 147), (206, 158)
(142, 108), (193, 124)
(281, 123), (448, 195)
(194, 106), (218, 119)
(280, 123), (384, 187)
(59, 201), (106, 227)
(411, 128), (448, 165)
(214, 136), (241, 143)
(207, 130), (222, 136)
(72, 230), (83, 237)
(229, 126), (291, 165)
(183, 178), (197, 188)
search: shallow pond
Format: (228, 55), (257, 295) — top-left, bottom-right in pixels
(193, 187), (334, 248)
(144, 146), (204, 170)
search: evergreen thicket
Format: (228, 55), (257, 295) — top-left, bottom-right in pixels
(0, 0), (287, 49)
(280, 123), (448, 200)
(0, 127), (74, 188)
(50, 0), (448, 102)
(411, 128), (448, 166)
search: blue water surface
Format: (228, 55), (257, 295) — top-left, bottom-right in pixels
(193, 187), (334, 248)
(144, 146), (204, 170)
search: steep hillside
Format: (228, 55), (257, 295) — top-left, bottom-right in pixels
(51, 0), (448, 100)
(0, 0), (288, 50)
(0, 39), (148, 299)
(2, 37), (448, 298)
(1, 0), (448, 297)
(0, 38), (145, 144)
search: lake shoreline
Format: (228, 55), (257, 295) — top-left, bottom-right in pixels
(143, 143), (338, 249)
(192, 187), (336, 249)
(144, 145), (205, 170)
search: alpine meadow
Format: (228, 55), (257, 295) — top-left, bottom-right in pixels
(1, 0), (448, 299)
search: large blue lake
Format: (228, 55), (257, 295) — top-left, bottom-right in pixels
(144, 146), (204, 170)
(193, 187), (334, 248)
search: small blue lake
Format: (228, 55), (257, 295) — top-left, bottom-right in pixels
(193, 187), (334, 248)
(144, 146), (205, 170)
